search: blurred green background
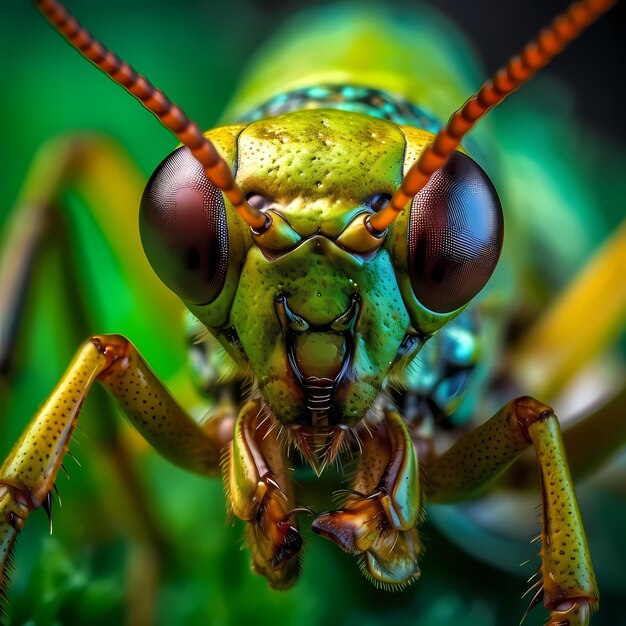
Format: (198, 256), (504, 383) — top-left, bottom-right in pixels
(1, 1), (625, 625)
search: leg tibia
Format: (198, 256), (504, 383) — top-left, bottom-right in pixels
(521, 402), (598, 617)
(425, 396), (597, 624)
(0, 338), (116, 615)
(2, 339), (114, 506)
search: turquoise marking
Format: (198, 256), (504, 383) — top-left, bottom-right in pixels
(238, 84), (442, 132)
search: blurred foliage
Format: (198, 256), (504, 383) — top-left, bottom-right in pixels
(0, 1), (624, 626)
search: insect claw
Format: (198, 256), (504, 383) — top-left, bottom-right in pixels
(262, 419), (279, 441)
(365, 489), (384, 501)
(256, 413), (271, 430)
(42, 492), (53, 535)
(280, 507), (316, 523)
(332, 488), (368, 499)
(265, 476), (281, 491)
(296, 506), (316, 516)
(255, 518), (270, 542)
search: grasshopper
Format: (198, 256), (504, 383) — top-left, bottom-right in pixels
(1, 1), (624, 624)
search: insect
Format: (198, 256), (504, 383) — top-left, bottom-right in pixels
(0, 1), (620, 624)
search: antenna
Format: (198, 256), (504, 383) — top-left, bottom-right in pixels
(35, 0), (268, 230)
(368, 0), (617, 233)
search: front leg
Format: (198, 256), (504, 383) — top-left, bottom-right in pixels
(312, 409), (422, 588)
(0, 334), (226, 606)
(426, 397), (597, 625)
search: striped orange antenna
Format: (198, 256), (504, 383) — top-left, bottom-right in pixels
(368, 0), (617, 233)
(35, 0), (268, 230)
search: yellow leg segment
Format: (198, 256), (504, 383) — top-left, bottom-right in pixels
(426, 397), (597, 625)
(511, 219), (626, 400)
(0, 334), (224, 608)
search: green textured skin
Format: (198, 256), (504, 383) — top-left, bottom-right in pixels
(189, 111), (464, 424)
(198, 110), (408, 423)
(236, 110), (403, 237)
(233, 239), (408, 424)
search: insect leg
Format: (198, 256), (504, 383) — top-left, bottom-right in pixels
(0, 334), (225, 604)
(0, 135), (202, 621)
(225, 400), (302, 589)
(0, 134), (186, 382)
(425, 397), (597, 625)
(510, 219), (626, 402)
(312, 409), (422, 589)
(496, 384), (626, 491)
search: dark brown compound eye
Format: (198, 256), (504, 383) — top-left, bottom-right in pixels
(407, 151), (503, 313)
(140, 147), (228, 305)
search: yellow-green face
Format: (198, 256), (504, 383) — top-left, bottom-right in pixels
(140, 109), (503, 428)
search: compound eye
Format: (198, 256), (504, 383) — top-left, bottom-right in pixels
(140, 147), (228, 305)
(407, 151), (503, 313)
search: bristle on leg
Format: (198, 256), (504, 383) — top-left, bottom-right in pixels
(0, 485), (33, 620)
